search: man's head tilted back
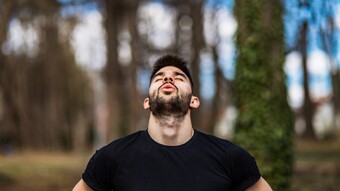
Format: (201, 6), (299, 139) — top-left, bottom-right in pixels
(150, 54), (194, 89)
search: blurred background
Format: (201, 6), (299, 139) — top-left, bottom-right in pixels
(0, 0), (339, 190)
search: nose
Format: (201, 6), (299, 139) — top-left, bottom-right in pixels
(163, 76), (174, 84)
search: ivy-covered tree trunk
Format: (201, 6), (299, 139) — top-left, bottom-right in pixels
(233, 1), (294, 190)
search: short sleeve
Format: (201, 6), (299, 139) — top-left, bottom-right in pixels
(82, 146), (113, 191)
(230, 146), (261, 191)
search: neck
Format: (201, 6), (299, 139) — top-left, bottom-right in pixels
(147, 112), (194, 146)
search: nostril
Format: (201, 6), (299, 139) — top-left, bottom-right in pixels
(163, 77), (174, 83)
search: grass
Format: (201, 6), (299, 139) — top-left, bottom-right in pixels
(292, 138), (340, 191)
(0, 151), (90, 191)
(0, 139), (339, 191)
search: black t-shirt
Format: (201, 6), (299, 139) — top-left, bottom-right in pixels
(82, 130), (261, 191)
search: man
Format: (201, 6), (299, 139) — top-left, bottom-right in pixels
(73, 54), (272, 191)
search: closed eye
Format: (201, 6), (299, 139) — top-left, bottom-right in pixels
(174, 72), (187, 81)
(154, 78), (162, 82)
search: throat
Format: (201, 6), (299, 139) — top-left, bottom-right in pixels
(148, 126), (195, 146)
(156, 115), (184, 128)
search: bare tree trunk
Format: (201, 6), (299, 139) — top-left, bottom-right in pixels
(332, 71), (340, 137)
(208, 46), (222, 134)
(103, 0), (125, 141)
(299, 21), (316, 139)
(127, 0), (141, 133)
(0, 1), (15, 146)
(0, 0), (14, 48)
(317, 1), (340, 138)
(189, 0), (204, 131)
(72, 113), (88, 152)
(1, 59), (28, 148)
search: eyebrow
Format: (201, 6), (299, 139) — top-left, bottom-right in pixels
(152, 71), (188, 81)
(152, 72), (164, 80)
(174, 71), (187, 79)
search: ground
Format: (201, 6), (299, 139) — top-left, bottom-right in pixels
(0, 139), (339, 191)
(0, 152), (89, 191)
(292, 138), (340, 191)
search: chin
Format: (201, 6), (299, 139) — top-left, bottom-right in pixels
(159, 92), (177, 97)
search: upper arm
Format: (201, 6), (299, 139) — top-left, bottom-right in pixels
(229, 146), (261, 190)
(73, 179), (92, 191)
(82, 146), (114, 190)
(245, 177), (272, 191)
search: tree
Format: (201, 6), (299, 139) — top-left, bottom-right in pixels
(101, 0), (141, 141)
(0, 0), (15, 149)
(189, 0), (205, 132)
(0, 0), (93, 151)
(0, 0), (15, 123)
(102, 0), (125, 141)
(299, 19), (316, 139)
(233, 1), (294, 190)
(292, 0), (340, 140)
(317, 0), (340, 137)
(298, 1), (316, 140)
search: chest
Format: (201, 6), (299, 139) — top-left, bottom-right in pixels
(112, 148), (231, 191)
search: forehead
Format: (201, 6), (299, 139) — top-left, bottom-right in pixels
(155, 66), (185, 75)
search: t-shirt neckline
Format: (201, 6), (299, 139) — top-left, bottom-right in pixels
(143, 129), (197, 150)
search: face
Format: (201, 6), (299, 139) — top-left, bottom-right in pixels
(150, 66), (192, 100)
(144, 66), (199, 118)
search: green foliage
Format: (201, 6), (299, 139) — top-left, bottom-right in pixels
(233, 1), (294, 190)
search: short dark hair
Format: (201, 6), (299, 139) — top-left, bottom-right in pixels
(150, 54), (194, 88)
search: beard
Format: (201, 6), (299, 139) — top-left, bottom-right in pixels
(149, 89), (192, 121)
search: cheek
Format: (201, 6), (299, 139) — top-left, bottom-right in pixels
(149, 84), (159, 96)
(178, 84), (192, 95)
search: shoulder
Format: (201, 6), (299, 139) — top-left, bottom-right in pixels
(108, 131), (144, 147)
(195, 130), (241, 151)
(82, 131), (145, 190)
(195, 130), (255, 163)
(84, 131), (145, 174)
(96, 131), (145, 158)
(197, 132), (262, 190)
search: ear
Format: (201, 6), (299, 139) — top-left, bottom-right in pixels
(143, 98), (150, 110)
(189, 96), (200, 109)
